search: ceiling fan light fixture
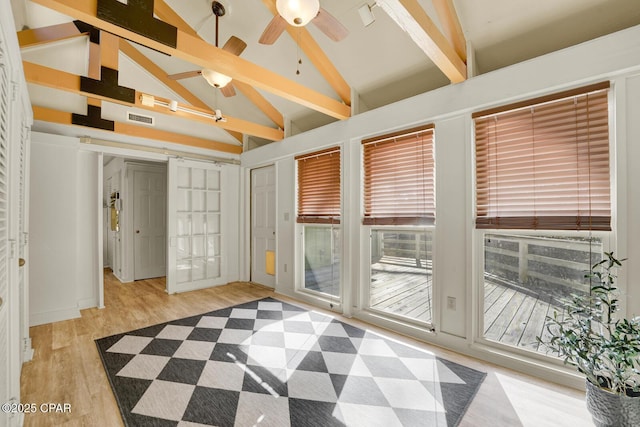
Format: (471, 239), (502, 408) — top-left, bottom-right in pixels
(202, 69), (233, 88)
(276, 0), (320, 27)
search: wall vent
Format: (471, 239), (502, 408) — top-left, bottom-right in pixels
(126, 112), (155, 126)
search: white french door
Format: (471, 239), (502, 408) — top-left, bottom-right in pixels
(167, 159), (225, 294)
(251, 165), (276, 288)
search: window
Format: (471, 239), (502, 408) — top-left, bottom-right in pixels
(473, 82), (611, 354)
(362, 125), (435, 323)
(363, 125), (435, 226)
(296, 147), (341, 297)
(474, 82), (611, 231)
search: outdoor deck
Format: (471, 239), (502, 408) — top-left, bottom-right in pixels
(305, 255), (564, 351)
(370, 256), (563, 350)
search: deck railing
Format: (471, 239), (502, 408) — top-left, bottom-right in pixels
(484, 234), (602, 297)
(372, 230), (433, 268)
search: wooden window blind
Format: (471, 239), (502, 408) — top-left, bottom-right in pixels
(362, 125), (435, 225)
(474, 82), (611, 231)
(296, 147), (341, 224)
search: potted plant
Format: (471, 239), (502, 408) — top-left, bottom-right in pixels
(537, 252), (640, 427)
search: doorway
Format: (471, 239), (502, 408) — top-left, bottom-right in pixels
(103, 157), (167, 285)
(251, 165), (276, 288)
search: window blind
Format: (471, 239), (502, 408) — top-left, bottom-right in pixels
(362, 125), (435, 225)
(296, 147), (341, 224)
(474, 82), (611, 231)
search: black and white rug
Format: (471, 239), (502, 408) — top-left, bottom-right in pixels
(96, 297), (485, 426)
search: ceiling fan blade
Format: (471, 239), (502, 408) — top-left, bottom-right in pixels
(312, 8), (349, 42)
(220, 82), (236, 97)
(222, 36), (247, 56)
(167, 70), (202, 80)
(259, 15), (287, 45)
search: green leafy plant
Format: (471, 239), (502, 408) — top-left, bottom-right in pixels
(538, 252), (640, 396)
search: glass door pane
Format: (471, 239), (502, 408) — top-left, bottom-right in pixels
(482, 233), (602, 354)
(168, 159), (223, 293)
(303, 225), (340, 298)
(369, 229), (433, 323)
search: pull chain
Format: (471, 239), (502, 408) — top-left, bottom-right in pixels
(296, 30), (302, 75)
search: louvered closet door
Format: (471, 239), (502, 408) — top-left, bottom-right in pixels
(18, 124), (29, 364)
(0, 41), (12, 427)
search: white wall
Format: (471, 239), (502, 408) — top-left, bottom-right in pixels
(241, 25), (640, 385)
(76, 151), (99, 309)
(624, 74), (640, 313)
(29, 133), (243, 324)
(29, 134), (83, 325)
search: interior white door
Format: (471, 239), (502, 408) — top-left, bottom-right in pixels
(167, 159), (224, 294)
(251, 166), (276, 287)
(133, 168), (166, 280)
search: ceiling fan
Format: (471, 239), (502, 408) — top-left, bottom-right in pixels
(167, 1), (246, 97)
(259, 0), (349, 45)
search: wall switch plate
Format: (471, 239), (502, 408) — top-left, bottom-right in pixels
(284, 264), (287, 273)
(284, 212), (290, 221)
(447, 296), (456, 310)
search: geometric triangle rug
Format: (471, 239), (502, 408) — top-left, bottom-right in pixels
(96, 297), (486, 427)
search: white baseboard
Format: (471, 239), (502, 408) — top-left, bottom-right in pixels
(30, 306), (81, 326)
(77, 298), (98, 310)
(22, 337), (34, 363)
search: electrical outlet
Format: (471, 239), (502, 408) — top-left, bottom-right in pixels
(447, 296), (456, 310)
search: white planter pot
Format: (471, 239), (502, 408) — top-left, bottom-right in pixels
(586, 380), (640, 427)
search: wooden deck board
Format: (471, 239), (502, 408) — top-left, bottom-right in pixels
(304, 256), (564, 350)
(370, 257), (432, 322)
(498, 295), (537, 347)
(519, 298), (555, 351)
(484, 291), (527, 340)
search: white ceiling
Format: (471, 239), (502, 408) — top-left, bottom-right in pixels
(11, 0), (640, 149)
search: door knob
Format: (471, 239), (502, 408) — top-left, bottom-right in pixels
(19, 258), (26, 267)
(136, 230), (140, 234)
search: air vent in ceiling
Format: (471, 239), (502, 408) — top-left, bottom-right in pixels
(127, 111), (155, 126)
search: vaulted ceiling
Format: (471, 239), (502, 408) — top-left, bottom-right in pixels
(10, 0), (640, 154)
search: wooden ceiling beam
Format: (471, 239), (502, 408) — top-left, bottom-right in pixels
(153, 0), (199, 38)
(432, 0), (467, 62)
(260, 0), (351, 106)
(150, 1), (284, 133)
(32, 105), (242, 154)
(378, 0), (466, 83)
(23, 61), (284, 141)
(17, 21), (84, 47)
(118, 40), (210, 111)
(233, 81), (285, 131)
(32, 0), (350, 120)
(100, 31), (120, 70)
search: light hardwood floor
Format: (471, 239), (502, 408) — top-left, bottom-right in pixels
(20, 270), (593, 426)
